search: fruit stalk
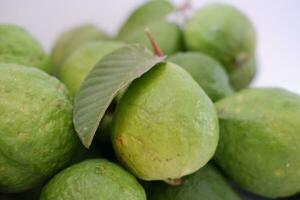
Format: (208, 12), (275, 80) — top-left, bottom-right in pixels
(145, 29), (164, 57)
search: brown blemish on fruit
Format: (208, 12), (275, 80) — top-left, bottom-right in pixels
(116, 136), (124, 145)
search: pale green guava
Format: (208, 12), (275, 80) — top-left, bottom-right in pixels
(0, 24), (51, 73)
(0, 64), (78, 193)
(40, 159), (146, 200)
(51, 24), (109, 75)
(112, 62), (219, 181)
(59, 41), (123, 96)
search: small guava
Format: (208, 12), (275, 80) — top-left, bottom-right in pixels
(183, 3), (256, 73)
(59, 41), (123, 95)
(40, 159), (146, 200)
(168, 52), (234, 102)
(146, 164), (241, 200)
(0, 64), (78, 193)
(51, 24), (109, 75)
(215, 88), (300, 198)
(0, 24), (50, 73)
(117, 0), (182, 54)
(229, 55), (257, 90)
(112, 62), (219, 181)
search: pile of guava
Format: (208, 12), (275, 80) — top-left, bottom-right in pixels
(0, 1), (299, 200)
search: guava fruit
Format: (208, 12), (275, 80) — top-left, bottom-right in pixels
(168, 52), (234, 102)
(215, 88), (300, 198)
(183, 3), (256, 73)
(0, 24), (50, 73)
(117, 0), (174, 40)
(229, 55), (257, 90)
(112, 62), (219, 181)
(0, 64), (78, 193)
(117, 0), (182, 54)
(146, 164), (241, 200)
(51, 24), (109, 75)
(40, 159), (146, 200)
(59, 41), (123, 95)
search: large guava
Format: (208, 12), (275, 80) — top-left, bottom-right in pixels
(0, 24), (50, 73)
(59, 41), (123, 96)
(183, 3), (256, 74)
(112, 62), (219, 181)
(146, 164), (241, 200)
(0, 64), (78, 193)
(168, 52), (234, 102)
(40, 159), (146, 200)
(117, 0), (182, 54)
(215, 88), (300, 198)
(51, 24), (109, 75)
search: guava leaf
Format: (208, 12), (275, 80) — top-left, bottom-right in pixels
(73, 44), (165, 148)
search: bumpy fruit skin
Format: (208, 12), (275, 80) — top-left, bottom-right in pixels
(59, 41), (123, 95)
(0, 24), (51, 73)
(117, 0), (174, 40)
(215, 88), (300, 198)
(230, 55), (257, 90)
(40, 159), (146, 200)
(51, 24), (109, 75)
(146, 164), (241, 200)
(169, 52), (234, 102)
(117, 0), (181, 55)
(183, 3), (255, 73)
(0, 64), (78, 193)
(112, 62), (219, 180)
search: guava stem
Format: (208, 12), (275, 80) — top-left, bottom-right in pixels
(164, 178), (183, 186)
(145, 29), (164, 57)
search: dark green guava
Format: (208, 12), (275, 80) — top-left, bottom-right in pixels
(0, 64), (78, 193)
(229, 55), (257, 90)
(112, 62), (219, 181)
(168, 52), (234, 102)
(215, 88), (300, 198)
(59, 41), (123, 95)
(51, 24), (109, 75)
(183, 3), (256, 73)
(146, 164), (241, 200)
(0, 24), (51, 73)
(117, 0), (182, 54)
(40, 159), (146, 200)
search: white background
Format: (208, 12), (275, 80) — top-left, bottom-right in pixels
(0, 0), (299, 94)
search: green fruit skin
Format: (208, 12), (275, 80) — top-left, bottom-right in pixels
(40, 159), (146, 200)
(112, 62), (219, 180)
(117, 0), (174, 40)
(215, 88), (300, 198)
(125, 21), (182, 55)
(0, 64), (78, 193)
(230, 55), (257, 90)
(59, 41), (123, 96)
(51, 24), (109, 76)
(146, 164), (241, 200)
(183, 3), (256, 73)
(0, 24), (51, 73)
(168, 52), (234, 102)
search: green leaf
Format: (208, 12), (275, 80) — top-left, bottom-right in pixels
(73, 44), (165, 148)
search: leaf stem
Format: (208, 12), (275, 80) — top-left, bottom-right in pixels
(145, 29), (164, 57)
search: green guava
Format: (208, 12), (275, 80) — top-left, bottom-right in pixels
(112, 62), (219, 181)
(0, 24), (51, 73)
(146, 164), (241, 200)
(0, 64), (78, 193)
(40, 159), (146, 200)
(168, 52), (234, 102)
(59, 41), (123, 95)
(51, 24), (109, 75)
(117, 0), (181, 55)
(117, 0), (174, 40)
(183, 3), (256, 73)
(215, 88), (300, 198)
(229, 55), (257, 90)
